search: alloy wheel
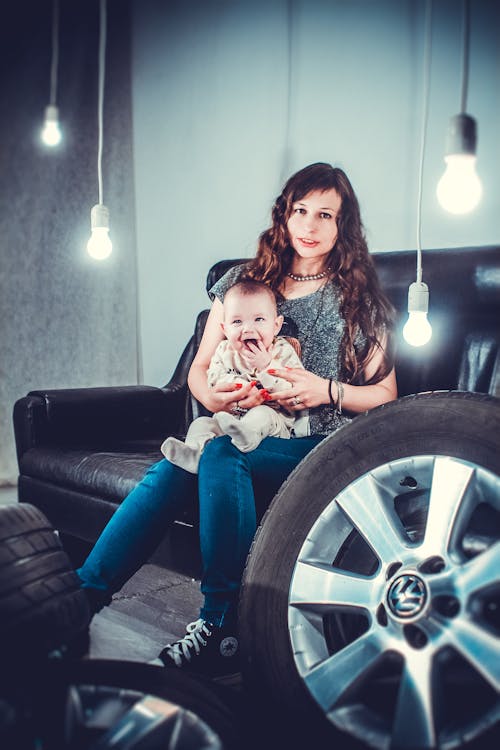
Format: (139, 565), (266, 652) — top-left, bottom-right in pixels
(288, 455), (500, 749)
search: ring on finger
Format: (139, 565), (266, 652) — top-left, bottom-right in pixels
(232, 401), (247, 416)
(292, 396), (301, 406)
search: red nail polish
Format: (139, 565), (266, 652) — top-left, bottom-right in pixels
(235, 383), (243, 389)
(250, 380), (257, 387)
(267, 369), (276, 374)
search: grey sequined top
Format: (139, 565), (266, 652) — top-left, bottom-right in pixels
(210, 264), (367, 436)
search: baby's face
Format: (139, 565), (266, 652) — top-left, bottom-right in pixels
(221, 291), (283, 356)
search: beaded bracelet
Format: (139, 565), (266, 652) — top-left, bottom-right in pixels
(328, 378), (344, 414)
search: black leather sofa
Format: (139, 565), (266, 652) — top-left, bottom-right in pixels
(13, 247), (500, 573)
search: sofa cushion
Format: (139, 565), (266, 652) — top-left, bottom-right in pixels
(20, 445), (162, 502)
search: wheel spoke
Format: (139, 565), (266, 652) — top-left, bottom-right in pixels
(304, 628), (382, 712)
(458, 541), (500, 598)
(391, 649), (436, 749)
(290, 560), (378, 611)
(447, 616), (500, 690)
(336, 474), (409, 564)
(90, 695), (182, 748)
(421, 457), (475, 558)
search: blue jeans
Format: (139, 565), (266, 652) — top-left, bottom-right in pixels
(77, 434), (324, 627)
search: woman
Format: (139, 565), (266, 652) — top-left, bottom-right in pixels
(77, 162), (397, 677)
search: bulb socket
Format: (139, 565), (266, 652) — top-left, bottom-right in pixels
(90, 204), (110, 230)
(408, 281), (429, 314)
(445, 114), (477, 156)
(44, 104), (59, 123)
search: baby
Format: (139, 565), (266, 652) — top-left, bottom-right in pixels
(162, 280), (308, 473)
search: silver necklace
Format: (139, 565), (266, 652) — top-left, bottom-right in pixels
(287, 268), (330, 282)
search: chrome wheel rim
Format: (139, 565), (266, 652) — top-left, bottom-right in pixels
(288, 455), (500, 749)
(66, 685), (223, 749)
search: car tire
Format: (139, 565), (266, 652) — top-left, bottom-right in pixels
(239, 391), (500, 750)
(0, 503), (90, 664)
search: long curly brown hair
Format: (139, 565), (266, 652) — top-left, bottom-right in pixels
(245, 162), (395, 385)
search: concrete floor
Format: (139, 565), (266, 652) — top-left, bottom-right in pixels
(89, 563), (205, 663)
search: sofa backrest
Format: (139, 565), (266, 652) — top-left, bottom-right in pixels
(173, 246), (499, 432)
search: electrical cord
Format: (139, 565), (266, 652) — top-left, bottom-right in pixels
(415, 0), (432, 282)
(97, 0), (107, 205)
(49, 0), (59, 106)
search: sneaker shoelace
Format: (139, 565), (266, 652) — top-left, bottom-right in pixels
(164, 619), (213, 667)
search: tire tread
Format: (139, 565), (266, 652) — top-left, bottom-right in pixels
(0, 504), (90, 658)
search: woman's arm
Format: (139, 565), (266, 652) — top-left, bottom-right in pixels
(340, 342), (397, 413)
(188, 298), (265, 413)
(188, 298), (225, 406)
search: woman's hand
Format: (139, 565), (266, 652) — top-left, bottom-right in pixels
(209, 380), (268, 413)
(269, 361), (398, 414)
(268, 367), (329, 411)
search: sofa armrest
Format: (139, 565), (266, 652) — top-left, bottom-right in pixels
(13, 384), (186, 461)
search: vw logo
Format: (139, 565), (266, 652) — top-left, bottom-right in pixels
(387, 574), (427, 619)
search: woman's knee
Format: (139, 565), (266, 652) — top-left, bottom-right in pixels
(140, 457), (195, 496)
(199, 434), (238, 467)
(142, 458), (171, 485)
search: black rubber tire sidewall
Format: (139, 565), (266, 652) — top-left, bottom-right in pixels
(0, 503), (90, 663)
(239, 392), (500, 746)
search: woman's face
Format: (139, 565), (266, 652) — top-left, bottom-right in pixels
(286, 188), (342, 261)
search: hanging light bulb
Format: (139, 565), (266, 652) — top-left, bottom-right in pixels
(437, 2), (482, 215)
(41, 0), (62, 148)
(403, 282), (432, 347)
(41, 104), (62, 146)
(403, 0), (432, 350)
(86, 0), (113, 261)
(87, 204), (112, 260)
(436, 114), (482, 214)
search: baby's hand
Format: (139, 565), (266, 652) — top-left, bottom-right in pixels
(241, 340), (272, 371)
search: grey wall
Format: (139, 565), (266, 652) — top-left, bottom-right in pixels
(0, 0), (137, 483)
(131, 0), (500, 387)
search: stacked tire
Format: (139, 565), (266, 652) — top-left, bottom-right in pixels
(0, 503), (90, 665)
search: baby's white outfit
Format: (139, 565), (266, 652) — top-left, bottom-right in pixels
(161, 337), (309, 474)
